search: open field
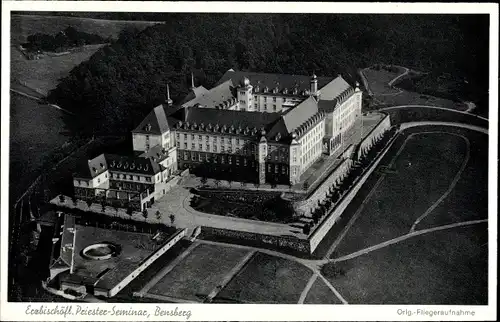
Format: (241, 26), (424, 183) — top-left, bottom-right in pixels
(11, 45), (106, 96)
(9, 93), (71, 199)
(216, 252), (312, 303)
(147, 243), (250, 302)
(361, 67), (468, 111)
(304, 278), (342, 304)
(11, 14), (160, 44)
(327, 223), (488, 304)
(333, 129), (472, 257)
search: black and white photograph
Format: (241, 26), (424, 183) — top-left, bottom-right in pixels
(1, 2), (497, 321)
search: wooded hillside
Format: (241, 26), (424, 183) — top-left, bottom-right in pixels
(46, 14), (489, 135)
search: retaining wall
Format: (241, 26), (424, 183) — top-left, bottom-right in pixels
(201, 226), (310, 253)
(358, 114), (392, 158)
(100, 228), (187, 298)
(308, 129), (398, 252)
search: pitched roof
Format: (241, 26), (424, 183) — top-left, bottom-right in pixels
(319, 75), (352, 100)
(179, 85), (209, 105)
(74, 153), (108, 179)
(132, 104), (169, 134)
(105, 154), (162, 175)
(169, 107), (282, 134)
(216, 70), (333, 95)
(182, 80), (235, 108)
(139, 145), (169, 163)
(267, 96), (320, 141)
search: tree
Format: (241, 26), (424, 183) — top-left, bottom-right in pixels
(302, 223), (311, 235)
(214, 179), (221, 188)
(59, 195), (66, 203)
(86, 198), (93, 209)
(126, 207), (133, 216)
(200, 176), (208, 186)
(71, 196), (77, 206)
(142, 208), (148, 220)
(169, 214), (176, 227)
(101, 200), (106, 212)
(155, 210), (162, 222)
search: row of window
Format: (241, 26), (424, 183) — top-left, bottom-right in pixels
(111, 172), (152, 182)
(177, 133), (253, 146)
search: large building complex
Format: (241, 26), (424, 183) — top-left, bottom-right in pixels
(72, 70), (362, 209)
(131, 69), (362, 185)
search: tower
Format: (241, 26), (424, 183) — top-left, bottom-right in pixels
(237, 77), (253, 111)
(310, 73), (319, 97)
(166, 84), (173, 106)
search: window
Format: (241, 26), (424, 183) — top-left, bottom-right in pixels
(273, 105), (277, 111)
(254, 103), (258, 109)
(236, 158), (240, 166)
(184, 134), (187, 140)
(198, 154), (202, 161)
(228, 147), (232, 153)
(275, 166), (278, 174)
(229, 156), (232, 164)
(176, 133), (180, 139)
(244, 159), (247, 166)
(240, 91), (245, 96)
(199, 143), (203, 150)
(205, 135), (209, 142)
(176, 142), (180, 148)
(293, 168), (297, 175)
(282, 167), (286, 174)
(240, 100), (245, 104)
(221, 156), (225, 164)
(184, 152), (188, 160)
(273, 97), (276, 102)
(221, 146), (225, 153)
(213, 145), (217, 152)
(264, 97), (267, 102)
(184, 142), (187, 149)
(206, 144), (210, 151)
(191, 134), (194, 140)
(264, 104), (267, 110)
(198, 135), (202, 140)
(191, 143), (195, 150)
(146, 177), (151, 182)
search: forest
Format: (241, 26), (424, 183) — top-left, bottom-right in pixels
(45, 14), (489, 136)
(23, 26), (109, 52)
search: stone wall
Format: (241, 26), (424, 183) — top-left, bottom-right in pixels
(308, 128), (398, 252)
(294, 158), (353, 216)
(106, 228), (187, 297)
(201, 226), (310, 253)
(357, 114), (392, 158)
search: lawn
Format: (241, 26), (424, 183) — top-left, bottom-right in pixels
(11, 14), (160, 44)
(414, 129), (488, 229)
(332, 130), (469, 257)
(216, 252), (312, 303)
(147, 243), (250, 302)
(325, 223), (488, 304)
(362, 67), (402, 95)
(11, 45), (106, 95)
(304, 278), (342, 304)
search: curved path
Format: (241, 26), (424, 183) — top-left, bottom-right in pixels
(379, 105), (489, 122)
(322, 219), (487, 264)
(409, 132), (471, 232)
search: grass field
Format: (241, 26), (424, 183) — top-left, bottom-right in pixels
(304, 278), (342, 304)
(216, 252), (312, 303)
(327, 223), (488, 304)
(333, 130), (470, 257)
(147, 243), (250, 302)
(11, 14), (160, 44)
(362, 67), (402, 95)
(11, 45), (106, 96)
